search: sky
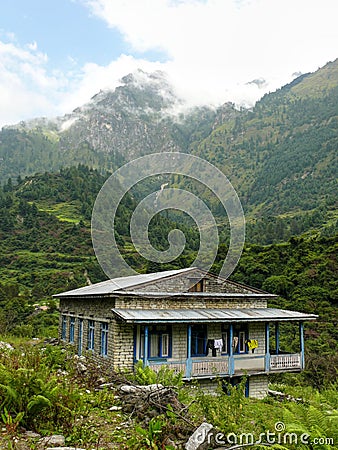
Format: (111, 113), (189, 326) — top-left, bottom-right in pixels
(0, 0), (337, 128)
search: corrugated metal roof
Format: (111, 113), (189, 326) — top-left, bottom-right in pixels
(54, 267), (196, 297)
(111, 308), (318, 323)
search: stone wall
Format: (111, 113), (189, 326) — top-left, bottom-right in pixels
(128, 270), (263, 295)
(113, 322), (134, 370)
(204, 277), (258, 294)
(129, 271), (195, 293)
(115, 295), (267, 310)
(248, 323), (266, 355)
(190, 374), (269, 399)
(248, 374), (269, 399)
(59, 297), (115, 318)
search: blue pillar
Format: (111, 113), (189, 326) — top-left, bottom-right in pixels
(275, 322), (280, 355)
(229, 323), (234, 376)
(186, 324), (192, 379)
(265, 322), (270, 372)
(299, 322), (305, 370)
(143, 325), (149, 367)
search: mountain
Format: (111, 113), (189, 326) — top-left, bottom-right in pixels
(0, 69), (238, 181)
(0, 60), (337, 238)
(192, 59), (338, 225)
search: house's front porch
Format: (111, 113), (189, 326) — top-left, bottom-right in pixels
(148, 352), (302, 379)
(147, 352), (303, 379)
(112, 307), (316, 380)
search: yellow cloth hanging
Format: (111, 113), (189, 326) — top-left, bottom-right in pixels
(247, 339), (258, 350)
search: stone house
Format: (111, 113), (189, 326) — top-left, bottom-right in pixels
(55, 267), (317, 398)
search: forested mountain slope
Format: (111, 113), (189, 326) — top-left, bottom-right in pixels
(192, 59), (337, 220)
(0, 60), (336, 231)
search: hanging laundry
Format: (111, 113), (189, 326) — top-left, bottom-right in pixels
(214, 338), (223, 352)
(246, 339), (258, 353)
(233, 336), (238, 351)
(206, 339), (215, 356)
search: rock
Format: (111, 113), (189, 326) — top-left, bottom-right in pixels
(109, 406), (122, 411)
(185, 423), (213, 450)
(76, 362), (87, 372)
(120, 383), (164, 393)
(39, 434), (65, 446)
(165, 438), (178, 449)
(98, 382), (115, 390)
(43, 337), (59, 345)
(46, 448), (85, 450)
(0, 341), (14, 351)
(25, 431), (41, 438)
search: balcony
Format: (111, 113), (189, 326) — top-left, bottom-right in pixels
(146, 352), (302, 379)
(269, 353), (301, 371)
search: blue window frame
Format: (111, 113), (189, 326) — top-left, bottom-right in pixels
(191, 324), (207, 357)
(100, 322), (108, 357)
(140, 325), (172, 359)
(232, 326), (248, 354)
(88, 320), (95, 351)
(69, 317), (75, 343)
(61, 315), (67, 340)
(221, 331), (228, 354)
(78, 319), (83, 356)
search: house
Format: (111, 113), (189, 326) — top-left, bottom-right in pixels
(55, 267), (317, 398)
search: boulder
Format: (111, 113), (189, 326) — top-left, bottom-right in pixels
(185, 423), (214, 450)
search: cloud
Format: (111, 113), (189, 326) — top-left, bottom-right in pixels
(58, 54), (164, 114)
(0, 39), (66, 127)
(82, 0), (338, 108)
(1, 0), (337, 127)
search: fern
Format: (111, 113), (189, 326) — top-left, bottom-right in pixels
(0, 384), (18, 410)
(27, 395), (52, 415)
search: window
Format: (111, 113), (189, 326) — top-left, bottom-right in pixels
(69, 317), (75, 343)
(61, 315), (67, 340)
(239, 331), (246, 353)
(140, 325), (172, 359)
(150, 334), (159, 358)
(78, 319), (83, 356)
(140, 333), (144, 359)
(221, 331), (228, 354)
(100, 323), (108, 357)
(189, 279), (204, 292)
(232, 326), (248, 354)
(88, 320), (95, 351)
(161, 333), (169, 357)
(191, 324), (207, 357)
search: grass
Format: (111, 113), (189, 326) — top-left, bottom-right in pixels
(30, 200), (85, 224)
